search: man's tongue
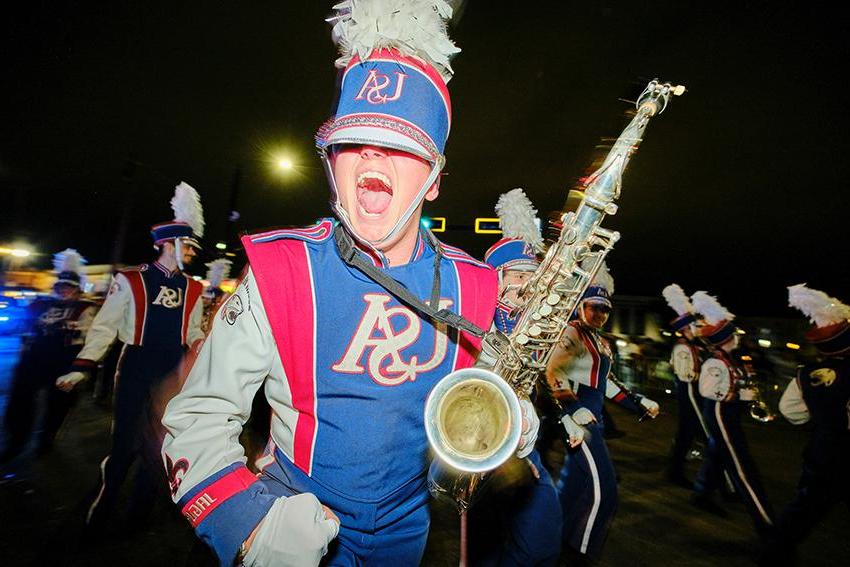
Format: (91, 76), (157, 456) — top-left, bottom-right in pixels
(357, 178), (392, 215)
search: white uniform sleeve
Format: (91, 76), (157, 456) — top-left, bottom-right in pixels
(671, 343), (698, 382)
(160, 267), (278, 565)
(73, 274), (131, 368)
(69, 304), (98, 346)
(185, 294), (204, 348)
(779, 378), (810, 425)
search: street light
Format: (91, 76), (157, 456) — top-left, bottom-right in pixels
(0, 246), (32, 258)
(277, 158), (294, 171)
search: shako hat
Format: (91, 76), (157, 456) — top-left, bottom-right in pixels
(151, 182), (205, 249)
(692, 291), (736, 347)
(484, 188), (543, 273)
(788, 283), (850, 356)
(662, 283), (700, 331)
(318, 1), (460, 248)
(53, 249), (86, 288)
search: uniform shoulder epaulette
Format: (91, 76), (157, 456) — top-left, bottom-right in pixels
(438, 241), (493, 271)
(118, 264), (148, 274)
(247, 219), (335, 245)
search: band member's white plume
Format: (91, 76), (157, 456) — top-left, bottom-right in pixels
(205, 259), (232, 289)
(171, 182), (205, 238)
(327, 0), (460, 81)
(592, 261), (615, 294)
(788, 283), (850, 328)
(53, 249), (86, 274)
(691, 291), (734, 325)
(662, 283), (693, 315)
(495, 188), (543, 253)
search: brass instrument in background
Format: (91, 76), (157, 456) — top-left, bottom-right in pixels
(424, 80), (686, 509)
(740, 359), (776, 422)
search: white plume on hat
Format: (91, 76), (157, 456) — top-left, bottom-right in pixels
(53, 249), (86, 275)
(691, 291), (734, 325)
(205, 259), (233, 289)
(495, 188), (543, 253)
(788, 283), (850, 328)
(171, 182), (205, 238)
(588, 260), (614, 294)
(327, 0), (460, 81)
(662, 283), (693, 316)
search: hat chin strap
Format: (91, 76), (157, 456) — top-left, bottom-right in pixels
(320, 149), (444, 257)
(175, 237), (184, 271)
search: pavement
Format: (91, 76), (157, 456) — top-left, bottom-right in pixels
(1, 336), (848, 566)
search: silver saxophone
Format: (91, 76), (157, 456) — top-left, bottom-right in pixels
(424, 79), (686, 508)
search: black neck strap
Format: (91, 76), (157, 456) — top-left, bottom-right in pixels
(334, 226), (485, 338)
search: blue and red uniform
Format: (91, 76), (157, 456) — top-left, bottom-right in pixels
(548, 321), (647, 560)
(72, 261), (204, 526)
(162, 221), (498, 565)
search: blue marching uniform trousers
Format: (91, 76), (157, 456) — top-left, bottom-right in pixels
(86, 344), (183, 527)
(2, 346), (78, 461)
(668, 380), (707, 478)
(557, 422), (617, 560)
(694, 400), (775, 534)
(777, 431), (850, 546)
(468, 448), (562, 567)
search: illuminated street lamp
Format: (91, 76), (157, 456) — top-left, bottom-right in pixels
(277, 157), (294, 171)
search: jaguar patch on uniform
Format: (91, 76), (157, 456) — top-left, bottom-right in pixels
(220, 294), (244, 325)
(809, 368), (837, 387)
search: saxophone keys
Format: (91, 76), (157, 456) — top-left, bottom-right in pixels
(516, 334), (530, 345)
(528, 324), (542, 337)
(538, 304), (553, 317)
(546, 293), (560, 306)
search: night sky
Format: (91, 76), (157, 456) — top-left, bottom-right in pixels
(2, 1), (848, 317)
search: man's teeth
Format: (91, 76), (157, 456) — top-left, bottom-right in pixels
(356, 171), (391, 188)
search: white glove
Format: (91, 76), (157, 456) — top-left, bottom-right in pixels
(55, 371), (87, 392)
(560, 414), (585, 447)
(516, 398), (540, 459)
(242, 494), (340, 567)
(640, 397), (660, 418)
(571, 407), (597, 426)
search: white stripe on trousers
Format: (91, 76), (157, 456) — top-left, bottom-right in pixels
(714, 402), (772, 525)
(86, 455), (110, 524)
(687, 382), (710, 438)
(579, 441), (602, 553)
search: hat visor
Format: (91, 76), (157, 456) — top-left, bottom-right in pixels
(582, 297), (613, 309)
(324, 120), (438, 163)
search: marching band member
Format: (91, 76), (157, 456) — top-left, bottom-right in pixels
(662, 283), (709, 488)
(55, 182), (205, 529)
(1, 250), (97, 463)
(160, 4), (536, 565)
(766, 285), (850, 562)
(469, 188), (572, 567)
(201, 258), (232, 335)
(690, 291), (775, 536)
(546, 264), (659, 562)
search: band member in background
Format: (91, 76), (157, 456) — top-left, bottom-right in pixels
(690, 291), (775, 537)
(160, 5), (536, 565)
(662, 283), (709, 488)
(201, 258), (232, 334)
(55, 182), (205, 530)
(546, 264), (660, 563)
(1, 250), (97, 465)
(469, 188), (581, 566)
(765, 285), (850, 563)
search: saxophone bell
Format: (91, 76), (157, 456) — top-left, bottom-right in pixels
(424, 367), (523, 506)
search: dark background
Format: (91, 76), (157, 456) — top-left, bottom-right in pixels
(2, 1), (848, 316)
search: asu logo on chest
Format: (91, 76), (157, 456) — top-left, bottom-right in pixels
(355, 70), (408, 104)
(152, 286), (184, 309)
(333, 293), (452, 386)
